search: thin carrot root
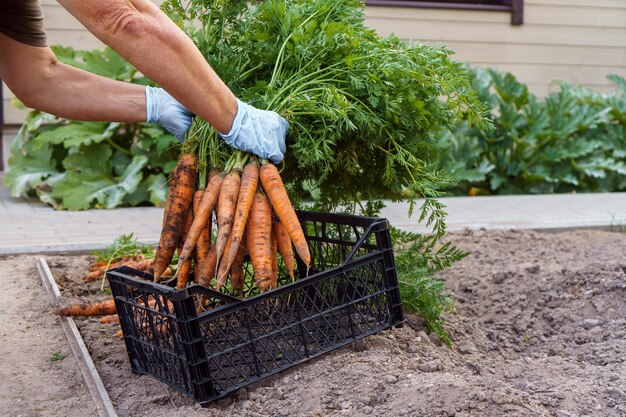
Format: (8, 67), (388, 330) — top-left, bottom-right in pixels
(193, 190), (211, 283)
(197, 243), (218, 288)
(223, 161), (259, 273)
(177, 172), (225, 288)
(175, 203), (195, 288)
(273, 218), (295, 279)
(270, 231), (278, 289)
(230, 241), (246, 295)
(216, 233), (235, 291)
(247, 192), (273, 291)
(259, 162), (311, 267)
(214, 169), (242, 270)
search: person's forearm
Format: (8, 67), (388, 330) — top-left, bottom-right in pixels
(38, 63), (146, 122)
(58, 0), (238, 133)
(0, 33), (146, 122)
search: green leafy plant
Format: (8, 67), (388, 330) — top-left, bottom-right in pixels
(91, 233), (155, 290)
(391, 199), (467, 346)
(49, 352), (68, 362)
(3, 47), (179, 210)
(439, 68), (626, 195)
(91, 233), (154, 262)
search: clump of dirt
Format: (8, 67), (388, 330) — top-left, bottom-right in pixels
(45, 229), (626, 417)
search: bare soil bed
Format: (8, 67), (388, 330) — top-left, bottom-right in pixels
(3, 228), (625, 417)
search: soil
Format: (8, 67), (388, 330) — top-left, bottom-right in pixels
(2, 228), (625, 417)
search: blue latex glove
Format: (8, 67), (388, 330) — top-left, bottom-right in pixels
(218, 99), (288, 164)
(145, 86), (193, 142)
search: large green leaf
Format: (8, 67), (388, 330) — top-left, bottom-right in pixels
(52, 46), (137, 81)
(32, 122), (120, 149)
(3, 141), (59, 197)
(49, 144), (148, 210)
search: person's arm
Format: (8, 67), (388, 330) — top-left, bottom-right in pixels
(0, 32), (146, 122)
(57, 0), (238, 134)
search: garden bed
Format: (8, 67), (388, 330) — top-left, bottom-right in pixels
(2, 228), (625, 416)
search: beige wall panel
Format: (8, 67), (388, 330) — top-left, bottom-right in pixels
(365, 7), (510, 23)
(442, 42), (626, 67)
(3, 103), (29, 126)
(366, 17), (626, 48)
(42, 5), (91, 31)
(526, 0), (626, 9)
(366, 4), (626, 28)
(525, 4), (626, 27)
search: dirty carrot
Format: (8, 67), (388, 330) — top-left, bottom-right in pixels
(214, 168), (242, 269)
(83, 258), (154, 282)
(99, 315), (120, 324)
(259, 162), (310, 267)
(193, 190), (211, 283)
(216, 234), (234, 291)
(176, 172), (225, 288)
(82, 255), (146, 281)
(230, 240), (246, 295)
(161, 166), (178, 229)
(153, 153), (197, 281)
(273, 218), (295, 279)
(247, 192), (273, 291)
(58, 299), (117, 317)
(223, 161), (259, 274)
(270, 230), (278, 289)
(176, 202), (195, 285)
(197, 243), (218, 288)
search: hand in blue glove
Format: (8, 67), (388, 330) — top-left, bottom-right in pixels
(218, 99), (288, 164)
(145, 86), (193, 142)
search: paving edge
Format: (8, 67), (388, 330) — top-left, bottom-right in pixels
(36, 257), (119, 417)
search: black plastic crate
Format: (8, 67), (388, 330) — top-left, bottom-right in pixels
(107, 211), (404, 405)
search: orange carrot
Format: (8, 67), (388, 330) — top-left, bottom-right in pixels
(216, 233), (234, 291)
(176, 260), (193, 289)
(214, 169), (242, 270)
(273, 218), (295, 279)
(161, 166), (178, 228)
(230, 240), (247, 295)
(58, 299), (117, 317)
(82, 255), (145, 281)
(176, 202), (194, 286)
(176, 173), (225, 288)
(223, 162), (259, 275)
(99, 315), (120, 324)
(259, 162), (310, 267)
(197, 243), (218, 288)
(193, 190), (211, 283)
(153, 154), (197, 281)
(206, 169), (220, 240)
(83, 258), (154, 282)
(247, 192), (272, 291)
(270, 230), (278, 289)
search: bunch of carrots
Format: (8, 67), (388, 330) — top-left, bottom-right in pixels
(155, 148), (310, 295)
(149, 121), (310, 295)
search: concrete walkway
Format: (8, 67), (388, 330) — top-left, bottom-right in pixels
(2, 183), (626, 255)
